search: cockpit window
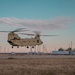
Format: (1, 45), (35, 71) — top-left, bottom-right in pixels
(13, 37), (20, 40)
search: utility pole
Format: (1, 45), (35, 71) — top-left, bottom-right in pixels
(4, 47), (6, 54)
(71, 41), (72, 50)
(30, 46), (32, 54)
(69, 41), (72, 55)
(34, 46), (36, 53)
(42, 45), (47, 53)
(0, 46), (1, 53)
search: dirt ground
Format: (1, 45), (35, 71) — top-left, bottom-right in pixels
(0, 57), (75, 75)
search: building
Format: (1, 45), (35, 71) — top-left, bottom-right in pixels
(52, 51), (75, 55)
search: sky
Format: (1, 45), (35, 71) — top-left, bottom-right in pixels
(0, 0), (75, 53)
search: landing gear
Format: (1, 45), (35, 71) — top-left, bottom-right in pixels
(27, 46), (29, 48)
(26, 46), (34, 48)
(32, 46), (34, 48)
(12, 46), (13, 48)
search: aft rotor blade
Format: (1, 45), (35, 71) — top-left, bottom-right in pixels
(33, 31), (41, 35)
(40, 35), (59, 36)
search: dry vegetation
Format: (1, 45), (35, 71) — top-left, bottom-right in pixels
(0, 58), (75, 75)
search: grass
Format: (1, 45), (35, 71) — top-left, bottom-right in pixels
(0, 58), (75, 75)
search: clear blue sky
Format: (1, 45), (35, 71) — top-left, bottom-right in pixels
(0, 0), (75, 18)
(0, 0), (75, 52)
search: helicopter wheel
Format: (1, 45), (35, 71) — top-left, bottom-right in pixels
(12, 46), (13, 48)
(27, 46), (29, 48)
(32, 46), (34, 48)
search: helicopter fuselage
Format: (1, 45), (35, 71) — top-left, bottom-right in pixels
(7, 32), (43, 48)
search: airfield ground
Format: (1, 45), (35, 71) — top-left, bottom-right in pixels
(0, 54), (75, 75)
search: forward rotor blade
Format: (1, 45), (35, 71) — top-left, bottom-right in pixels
(33, 31), (58, 36)
(40, 35), (59, 36)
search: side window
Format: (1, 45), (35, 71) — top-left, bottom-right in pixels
(37, 40), (39, 43)
(14, 37), (17, 40)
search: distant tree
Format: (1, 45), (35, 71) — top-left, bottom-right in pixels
(58, 48), (64, 51)
(66, 47), (72, 51)
(73, 48), (75, 51)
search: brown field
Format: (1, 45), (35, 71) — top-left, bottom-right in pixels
(0, 57), (75, 75)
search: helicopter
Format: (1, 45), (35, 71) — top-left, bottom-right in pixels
(0, 28), (58, 48)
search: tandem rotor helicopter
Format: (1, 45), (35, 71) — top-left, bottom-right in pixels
(0, 28), (58, 48)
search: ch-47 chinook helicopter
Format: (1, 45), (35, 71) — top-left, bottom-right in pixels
(0, 28), (58, 48)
